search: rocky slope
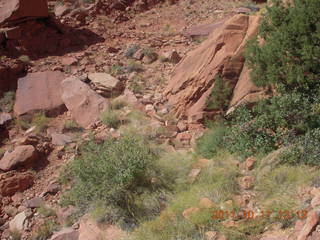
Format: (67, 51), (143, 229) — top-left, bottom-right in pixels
(0, 0), (319, 240)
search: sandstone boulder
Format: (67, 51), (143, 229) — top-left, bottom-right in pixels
(0, 145), (36, 171)
(61, 77), (109, 129)
(79, 215), (127, 240)
(14, 71), (66, 116)
(9, 210), (28, 232)
(88, 73), (122, 97)
(0, 0), (49, 26)
(50, 228), (79, 240)
(0, 171), (34, 196)
(165, 14), (261, 123)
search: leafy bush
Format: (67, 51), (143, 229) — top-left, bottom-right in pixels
(225, 92), (320, 158)
(206, 76), (233, 112)
(62, 136), (163, 225)
(246, 0), (320, 94)
(280, 128), (320, 166)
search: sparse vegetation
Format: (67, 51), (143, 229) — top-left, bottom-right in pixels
(32, 112), (51, 133)
(126, 61), (144, 73)
(62, 135), (167, 227)
(110, 64), (126, 76)
(101, 109), (122, 128)
(30, 220), (58, 240)
(125, 45), (140, 58)
(37, 205), (56, 218)
(0, 91), (15, 112)
(9, 230), (21, 240)
(18, 55), (31, 63)
(63, 120), (81, 132)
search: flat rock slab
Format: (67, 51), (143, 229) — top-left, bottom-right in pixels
(14, 71), (66, 116)
(88, 73), (122, 96)
(0, 0), (49, 26)
(61, 77), (109, 129)
(51, 133), (73, 146)
(9, 211), (28, 232)
(50, 228), (79, 240)
(0, 145), (35, 171)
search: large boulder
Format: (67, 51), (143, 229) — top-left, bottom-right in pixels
(0, 171), (34, 196)
(61, 77), (109, 129)
(164, 14), (261, 123)
(14, 71), (66, 116)
(0, 0), (49, 26)
(0, 145), (36, 171)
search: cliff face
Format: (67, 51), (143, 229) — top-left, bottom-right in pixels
(165, 14), (265, 123)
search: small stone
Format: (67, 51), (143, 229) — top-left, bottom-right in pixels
(239, 176), (254, 190)
(145, 104), (154, 112)
(0, 145), (36, 171)
(25, 197), (43, 208)
(61, 57), (78, 66)
(311, 195), (320, 208)
(51, 133), (73, 146)
(177, 121), (187, 132)
(245, 157), (256, 170)
(182, 207), (200, 220)
(199, 198), (214, 209)
(205, 231), (218, 240)
(0, 113), (12, 125)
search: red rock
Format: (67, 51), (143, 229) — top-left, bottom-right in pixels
(177, 121), (187, 132)
(311, 195), (320, 208)
(0, 145), (36, 171)
(61, 57), (77, 66)
(0, 172), (34, 196)
(183, 18), (228, 38)
(54, 4), (71, 17)
(165, 14), (261, 122)
(14, 71), (66, 116)
(245, 156), (256, 170)
(239, 176), (254, 190)
(297, 210), (320, 240)
(50, 228), (79, 240)
(79, 215), (127, 240)
(61, 77), (109, 129)
(205, 231), (217, 240)
(0, 0), (49, 26)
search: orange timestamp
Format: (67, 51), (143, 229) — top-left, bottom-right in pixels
(211, 209), (308, 220)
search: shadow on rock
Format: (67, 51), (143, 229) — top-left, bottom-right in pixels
(0, 17), (105, 60)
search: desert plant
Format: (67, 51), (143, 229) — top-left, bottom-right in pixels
(62, 135), (163, 225)
(63, 120), (81, 132)
(30, 220), (58, 240)
(0, 91), (15, 112)
(125, 45), (140, 58)
(206, 76), (233, 112)
(32, 112), (50, 133)
(37, 205), (56, 218)
(126, 61), (144, 73)
(101, 109), (121, 128)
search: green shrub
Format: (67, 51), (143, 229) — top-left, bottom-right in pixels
(246, 0), (320, 94)
(110, 64), (126, 76)
(280, 128), (320, 166)
(37, 205), (56, 218)
(32, 112), (50, 133)
(30, 220), (58, 240)
(206, 76), (233, 112)
(225, 92), (320, 158)
(0, 91), (15, 112)
(196, 123), (228, 158)
(62, 136), (162, 225)
(101, 109), (121, 128)
(63, 120), (81, 132)
(126, 61), (144, 73)
(125, 45), (140, 58)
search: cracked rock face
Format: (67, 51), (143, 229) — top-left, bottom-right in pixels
(165, 14), (264, 123)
